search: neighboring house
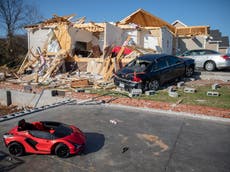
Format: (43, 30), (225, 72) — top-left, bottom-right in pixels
(172, 20), (229, 54)
(207, 30), (229, 54)
(172, 20), (209, 54)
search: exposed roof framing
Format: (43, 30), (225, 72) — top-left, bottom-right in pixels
(119, 8), (175, 32)
(175, 26), (209, 37)
(25, 14), (75, 28)
(74, 22), (105, 32)
(24, 9), (210, 37)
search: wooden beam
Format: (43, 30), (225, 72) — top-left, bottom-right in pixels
(17, 51), (30, 74)
(103, 36), (131, 81)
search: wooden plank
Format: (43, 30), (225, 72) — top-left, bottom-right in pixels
(70, 79), (90, 88)
(101, 56), (112, 76)
(17, 58), (38, 75)
(103, 35), (131, 81)
(103, 62), (114, 81)
(40, 58), (63, 82)
(17, 51), (30, 74)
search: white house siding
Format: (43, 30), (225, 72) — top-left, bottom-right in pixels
(177, 36), (205, 53)
(161, 28), (173, 55)
(69, 27), (92, 45)
(143, 34), (159, 50)
(98, 32), (104, 51)
(69, 27), (93, 52)
(125, 30), (138, 46)
(27, 28), (51, 51)
(104, 23), (125, 48)
(205, 42), (218, 52)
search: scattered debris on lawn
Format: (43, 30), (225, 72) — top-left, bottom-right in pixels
(207, 91), (220, 97)
(184, 87), (196, 94)
(212, 83), (220, 90)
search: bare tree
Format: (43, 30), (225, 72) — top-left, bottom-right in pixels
(0, 0), (43, 63)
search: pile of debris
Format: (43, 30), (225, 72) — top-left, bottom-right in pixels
(1, 14), (156, 92)
(17, 48), (68, 84)
(6, 36), (153, 92)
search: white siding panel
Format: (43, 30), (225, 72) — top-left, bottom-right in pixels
(161, 28), (173, 55)
(28, 29), (50, 50)
(104, 23), (125, 48)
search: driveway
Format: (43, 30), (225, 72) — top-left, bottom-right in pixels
(0, 104), (230, 172)
(196, 70), (230, 81)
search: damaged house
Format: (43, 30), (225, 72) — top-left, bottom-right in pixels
(22, 8), (177, 82)
(20, 9), (229, 85)
(74, 9), (175, 57)
(20, 14), (104, 83)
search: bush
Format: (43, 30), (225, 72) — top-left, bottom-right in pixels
(0, 35), (28, 67)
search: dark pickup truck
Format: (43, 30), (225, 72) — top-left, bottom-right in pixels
(114, 53), (195, 91)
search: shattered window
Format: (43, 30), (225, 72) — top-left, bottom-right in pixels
(126, 59), (151, 72)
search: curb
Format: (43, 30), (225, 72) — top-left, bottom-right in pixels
(104, 103), (230, 123)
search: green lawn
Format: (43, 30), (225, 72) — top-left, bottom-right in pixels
(89, 85), (230, 109)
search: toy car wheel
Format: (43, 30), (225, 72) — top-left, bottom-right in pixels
(55, 143), (70, 158)
(8, 142), (25, 156)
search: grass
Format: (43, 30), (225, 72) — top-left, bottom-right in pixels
(177, 86), (230, 109)
(89, 85), (230, 110)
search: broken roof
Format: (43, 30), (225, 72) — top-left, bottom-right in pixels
(24, 14), (75, 28)
(24, 9), (212, 37)
(175, 26), (209, 37)
(119, 9), (176, 32)
(74, 22), (105, 32)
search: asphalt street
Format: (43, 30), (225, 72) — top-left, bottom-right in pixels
(0, 104), (229, 172)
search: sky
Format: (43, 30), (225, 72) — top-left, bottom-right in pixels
(6, 0), (230, 38)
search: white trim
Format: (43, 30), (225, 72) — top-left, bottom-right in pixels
(171, 20), (187, 27)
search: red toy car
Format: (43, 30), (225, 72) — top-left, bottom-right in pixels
(3, 119), (86, 158)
